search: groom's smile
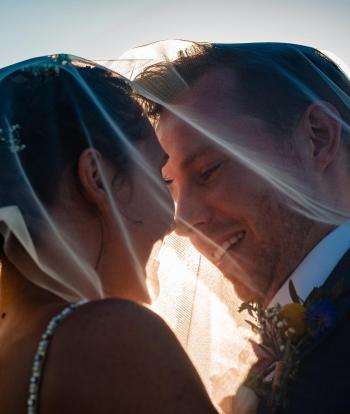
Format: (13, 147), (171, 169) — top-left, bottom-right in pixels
(212, 230), (246, 263)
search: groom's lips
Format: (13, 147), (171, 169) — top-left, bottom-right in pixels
(212, 230), (246, 264)
(190, 230), (246, 265)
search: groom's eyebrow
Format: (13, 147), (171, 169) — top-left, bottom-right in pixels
(180, 145), (215, 169)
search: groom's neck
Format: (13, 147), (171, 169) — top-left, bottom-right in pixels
(263, 222), (334, 307)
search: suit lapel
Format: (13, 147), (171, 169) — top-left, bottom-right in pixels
(256, 250), (350, 414)
(299, 249), (350, 360)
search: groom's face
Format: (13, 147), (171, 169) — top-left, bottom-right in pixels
(157, 69), (313, 303)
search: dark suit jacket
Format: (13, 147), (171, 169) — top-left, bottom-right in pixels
(258, 250), (350, 414)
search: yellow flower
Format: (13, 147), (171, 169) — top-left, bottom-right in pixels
(279, 303), (306, 337)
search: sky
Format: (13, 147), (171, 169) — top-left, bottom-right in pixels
(1, 0), (350, 69)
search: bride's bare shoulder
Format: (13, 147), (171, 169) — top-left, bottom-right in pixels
(58, 298), (170, 341)
(41, 299), (217, 414)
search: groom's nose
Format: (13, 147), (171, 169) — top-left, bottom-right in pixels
(174, 187), (211, 237)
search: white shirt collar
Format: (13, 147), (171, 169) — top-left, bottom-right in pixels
(269, 221), (350, 307)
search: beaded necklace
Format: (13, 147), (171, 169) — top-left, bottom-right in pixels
(27, 299), (87, 414)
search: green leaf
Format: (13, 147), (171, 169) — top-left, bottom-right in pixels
(239, 301), (256, 316)
(238, 302), (249, 313)
(245, 319), (260, 333)
(288, 280), (301, 304)
(261, 335), (274, 347)
(259, 343), (277, 359)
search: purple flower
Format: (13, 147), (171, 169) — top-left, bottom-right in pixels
(306, 299), (338, 338)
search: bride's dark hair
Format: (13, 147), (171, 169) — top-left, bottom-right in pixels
(0, 58), (153, 208)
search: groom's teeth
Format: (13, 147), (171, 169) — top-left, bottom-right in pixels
(213, 232), (244, 262)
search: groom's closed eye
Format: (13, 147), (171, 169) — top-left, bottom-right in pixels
(162, 159), (226, 186)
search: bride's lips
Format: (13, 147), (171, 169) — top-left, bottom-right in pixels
(212, 231), (246, 264)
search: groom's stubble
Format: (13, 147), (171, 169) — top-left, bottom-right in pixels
(219, 185), (326, 306)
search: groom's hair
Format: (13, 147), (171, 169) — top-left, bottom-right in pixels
(136, 42), (350, 138)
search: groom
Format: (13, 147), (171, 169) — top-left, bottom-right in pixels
(137, 43), (350, 413)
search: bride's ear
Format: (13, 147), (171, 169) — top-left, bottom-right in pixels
(77, 148), (112, 213)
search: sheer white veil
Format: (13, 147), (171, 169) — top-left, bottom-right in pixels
(2, 41), (350, 413)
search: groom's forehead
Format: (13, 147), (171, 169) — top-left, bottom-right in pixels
(156, 69), (243, 140)
(157, 67), (268, 167)
(180, 67), (239, 108)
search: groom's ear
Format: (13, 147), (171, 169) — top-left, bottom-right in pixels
(303, 102), (342, 171)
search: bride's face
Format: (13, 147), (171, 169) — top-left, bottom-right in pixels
(118, 134), (174, 265)
(100, 133), (174, 302)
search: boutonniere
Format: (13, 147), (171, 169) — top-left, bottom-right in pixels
(236, 279), (343, 413)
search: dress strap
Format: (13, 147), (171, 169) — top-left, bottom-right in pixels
(27, 299), (88, 414)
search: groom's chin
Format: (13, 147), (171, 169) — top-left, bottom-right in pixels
(232, 279), (265, 304)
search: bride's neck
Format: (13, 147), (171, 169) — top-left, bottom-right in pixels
(0, 256), (65, 319)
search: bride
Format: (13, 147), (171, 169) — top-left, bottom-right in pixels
(0, 54), (217, 413)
